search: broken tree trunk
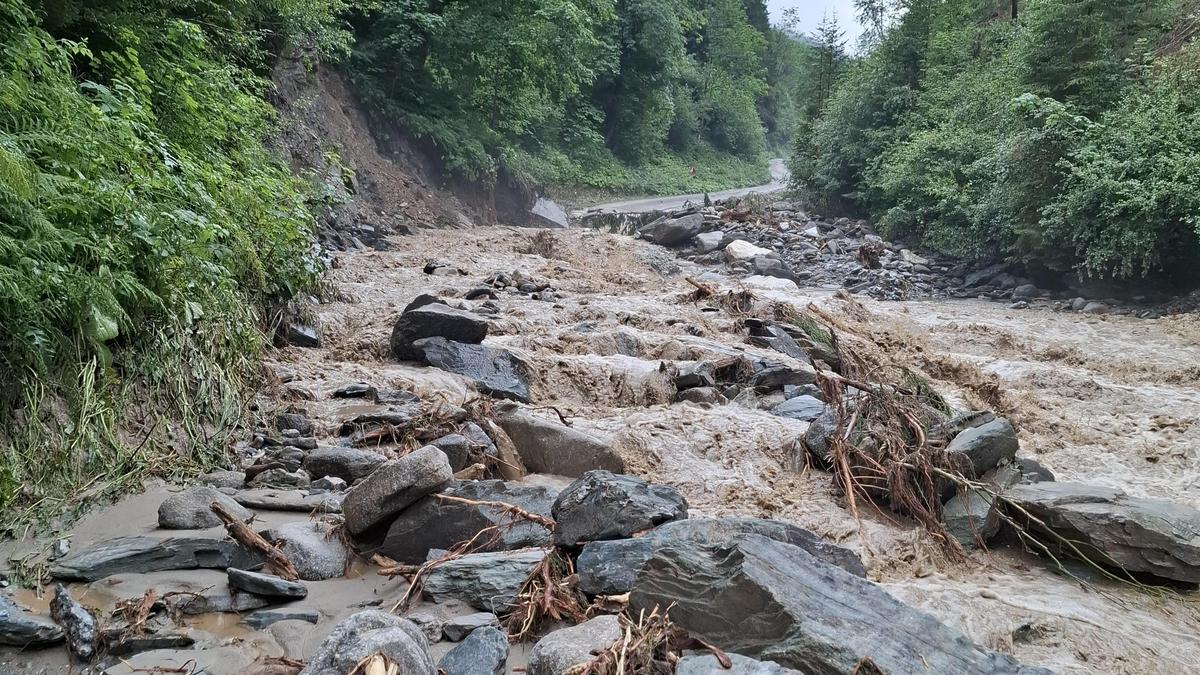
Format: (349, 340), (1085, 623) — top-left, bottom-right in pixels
(210, 502), (300, 581)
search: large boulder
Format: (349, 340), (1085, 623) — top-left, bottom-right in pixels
(303, 447), (387, 484)
(299, 610), (435, 675)
(552, 471), (687, 546)
(527, 615), (620, 675)
(391, 304), (489, 361)
(576, 517), (865, 596)
(676, 651), (804, 674)
(770, 396), (825, 423)
(801, 406), (838, 467)
(422, 548), (547, 613)
(158, 487), (252, 530)
(948, 418), (1020, 477)
(439, 625), (509, 675)
(380, 480), (557, 563)
(52, 537), (260, 582)
(495, 407), (624, 476)
(263, 520), (349, 581)
(724, 240), (774, 262)
(342, 445), (453, 536)
(1003, 482), (1200, 583)
(413, 338), (531, 402)
(0, 596), (62, 647)
(629, 535), (1050, 674)
(642, 214), (703, 247)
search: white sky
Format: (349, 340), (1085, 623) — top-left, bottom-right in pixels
(767, 0), (865, 47)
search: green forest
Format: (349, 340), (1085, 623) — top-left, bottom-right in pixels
(791, 0), (1200, 282)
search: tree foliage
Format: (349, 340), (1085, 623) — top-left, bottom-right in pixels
(790, 0), (1200, 282)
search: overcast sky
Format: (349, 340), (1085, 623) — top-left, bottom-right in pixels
(767, 0), (865, 47)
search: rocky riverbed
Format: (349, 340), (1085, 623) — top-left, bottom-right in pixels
(2, 218), (1199, 674)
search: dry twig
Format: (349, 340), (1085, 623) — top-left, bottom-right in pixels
(210, 502), (300, 580)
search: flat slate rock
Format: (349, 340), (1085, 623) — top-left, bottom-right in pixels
(948, 418), (1019, 477)
(1003, 481), (1200, 583)
(52, 536), (261, 582)
(413, 337), (531, 402)
(552, 470), (687, 546)
(439, 625), (509, 675)
(232, 488), (342, 513)
(422, 548), (547, 613)
(228, 568), (308, 599)
(380, 480), (557, 564)
(242, 609), (320, 630)
(577, 517), (865, 596)
(391, 303), (489, 361)
(442, 612), (500, 642)
(342, 445), (453, 536)
(770, 395), (826, 422)
(629, 534), (1049, 674)
(0, 595), (62, 647)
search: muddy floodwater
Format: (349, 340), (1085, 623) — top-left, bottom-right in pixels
(3, 227), (1198, 674)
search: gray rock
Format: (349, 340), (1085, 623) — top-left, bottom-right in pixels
(782, 384), (822, 400)
(748, 257), (801, 283)
(52, 536), (260, 581)
(943, 489), (1001, 549)
(304, 447), (388, 483)
(676, 651), (804, 674)
(265, 520), (349, 581)
(50, 584), (95, 660)
(241, 610), (320, 630)
(629, 535), (1049, 674)
(552, 470), (687, 546)
(642, 213), (703, 247)
(250, 468), (311, 489)
(1012, 284), (1038, 299)
(576, 517), (865, 596)
(392, 304), (489, 361)
(0, 596), (62, 647)
(948, 418), (1019, 477)
(228, 568), (308, 599)
(748, 366), (817, 392)
(199, 470), (246, 490)
(695, 231), (726, 253)
(276, 412), (315, 436)
(158, 487), (252, 530)
(677, 387), (724, 405)
(674, 361), (716, 390)
(801, 405), (840, 467)
(439, 625), (509, 675)
(770, 395), (825, 422)
(530, 198), (570, 229)
(443, 612), (500, 642)
(527, 615), (620, 675)
(333, 382), (376, 399)
(232, 489), (342, 513)
(170, 589), (270, 615)
(1081, 301), (1109, 314)
(342, 445), (453, 536)
(1003, 482), (1200, 583)
(381, 480), (557, 563)
(299, 610), (435, 675)
(286, 322), (320, 348)
(423, 548), (547, 613)
(414, 337), (531, 402)
(496, 407), (624, 476)
(405, 612), (445, 643)
(310, 476), (347, 493)
(1015, 457), (1055, 483)
(430, 434), (472, 472)
(1070, 297), (1088, 311)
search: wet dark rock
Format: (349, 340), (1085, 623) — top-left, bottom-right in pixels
(242, 609), (320, 630)
(392, 304), (489, 361)
(1015, 457), (1055, 483)
(285, 322), (321, 348)
(158, 487), (252, 530)
(299, 610), (435, 675)
(576, 517), (865, 596)
(674, 361), (717, 390)
(677, 387), (724, 405)
(528, 615), (621, 675)
(430, 434), (472, 472)
(943, 489), (1001, 549)
(50, 584), (96, 660)
(340, 407), (423, 433)
(404, 293), (444, 313)
(465, 287), (499, 301)
(414, 337), (531, 402)
(304, 447), (388, 484)
(676, 651), (804, 674)
(801, 406), (838, 467)
(250, 468), (311, 489)
(332, 382), (377, 399)
(496, 405), (623, 476)
(422, 548), (547, 613)
(442, 612), (500, 642)
(276, 412), (315, 436)
(228, 568), (308, 599)
(105, 633), (195, 656)
(552, 470), (687, 546)
(948, 418), (1019, 477)
(439, 625), (509, 675)
(381, 480), (556, 563)
(747, 366), (816, 393)
(782, 384), (822, 400)
(0, 596), (63, 647)
(641, 213), (703, 247)
(1003, 482), (1200, 583)
(342, 445), (453, 536)
(1012, 284), (1039, 299)
(265, 520), (351, 581)
(52, 536), (260, 582)
(310, 476), (348, 493)
(770, 395), (825, 422)
(695, 231), (726, 253)
(629, 535), (1049, 673)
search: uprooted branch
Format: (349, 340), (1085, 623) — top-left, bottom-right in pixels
(505, 549), (587, 642)
(210, 502), (300, 581)
(564, 605), (730, 675)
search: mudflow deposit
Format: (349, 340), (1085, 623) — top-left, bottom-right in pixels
(2, 196), (1200, 675)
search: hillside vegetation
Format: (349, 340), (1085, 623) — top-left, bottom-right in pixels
(790, 0), (1200, 283)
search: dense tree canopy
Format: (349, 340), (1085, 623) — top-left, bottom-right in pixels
(790, 0), (1200, 282)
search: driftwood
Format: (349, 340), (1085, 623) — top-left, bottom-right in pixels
(210, 502), (300, 581)
(454, 463), (487, 480)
